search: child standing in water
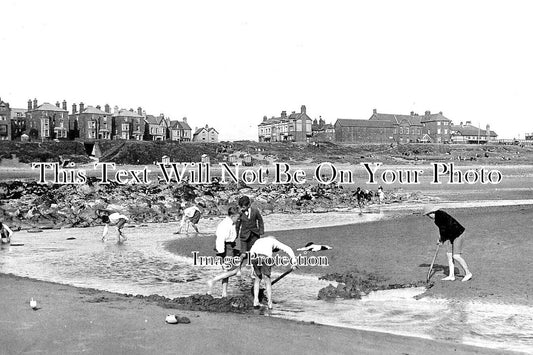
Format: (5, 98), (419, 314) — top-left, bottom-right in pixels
(0, 222), (14, 244)
(97, 209), (129, 243)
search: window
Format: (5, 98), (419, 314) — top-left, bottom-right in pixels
(399, 128), (403, 134)
(437, 121), (441, 126)
(406, 127), (409, 134)
(444, 129), (448, 134)
(88, 121), (95, 128)
(122, 123), (129, 131)
(437, 129), (441, 134)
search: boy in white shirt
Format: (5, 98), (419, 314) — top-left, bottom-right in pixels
(207, 206), (241, 297)
(250, 236), (297, 309)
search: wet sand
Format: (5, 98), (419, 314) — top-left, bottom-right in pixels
(0, 274), (515, 355)
(170, 204), (533, 305)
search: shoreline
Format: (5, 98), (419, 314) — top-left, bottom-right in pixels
(0, 273), (518, 355)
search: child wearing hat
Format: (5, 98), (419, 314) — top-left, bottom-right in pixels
(97, 209), (129, 243)
(423, 205), (472, 282)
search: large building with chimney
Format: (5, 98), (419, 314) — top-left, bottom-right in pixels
(25, 99), (70, 140)
(70, 103), (113, 140)
(112, 107), (145, 140)
(335, 109), (454, 144)
(169, 117), (192, 142)
(258, 105), (313, 142)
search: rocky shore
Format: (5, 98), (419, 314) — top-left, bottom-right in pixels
(0, 179), (438, 230)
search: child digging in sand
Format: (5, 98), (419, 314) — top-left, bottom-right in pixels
(207, 206), (242, 297)
(424, 205), (473, 282)
(250, 236), (297, 309)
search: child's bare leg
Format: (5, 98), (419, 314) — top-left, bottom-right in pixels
(453, 254), (472, 281)
(442, 243), (455, 281)
(253, 276), (261, 307)
(191, 223), (199, 234)
(221, 277), (229, 297)
(265, 276), (273, 309)
(206, 279), (214, 295)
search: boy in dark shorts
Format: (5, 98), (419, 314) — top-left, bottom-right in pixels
(249, 236), (297, 309)
(424, 205), (473, 282)
(207, 206), (241, 297)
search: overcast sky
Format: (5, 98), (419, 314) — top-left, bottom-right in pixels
(1, 0), (532, 140)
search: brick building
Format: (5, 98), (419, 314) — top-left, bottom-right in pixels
(144, 114), (167, 141)
(71, 103), (113, 140)
(258, 105), (313, 142)
(113, 107), (145, 140)
(334, 119), (395, 143)
(311, 117), (335, 142)
(10, 107), (27, 140)
(0, 98), (11, 140)
(169, 117), (192, 142)
(25, 99), (70, 140)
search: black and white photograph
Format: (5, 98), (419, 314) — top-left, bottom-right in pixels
(1, 1), (532, 354)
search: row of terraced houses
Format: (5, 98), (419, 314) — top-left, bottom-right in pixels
(0, 98), (219, 143)
(258, 105), (500, 144)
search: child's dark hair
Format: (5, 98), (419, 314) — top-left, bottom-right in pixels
(227, 206), (240, 216)
(101, 215), (110, 224)
(238, 196), (250, 208)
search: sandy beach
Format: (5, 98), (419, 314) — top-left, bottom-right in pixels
(0, 274), (516, 355)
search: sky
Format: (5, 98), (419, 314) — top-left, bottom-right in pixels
(1, 0), (532, 140)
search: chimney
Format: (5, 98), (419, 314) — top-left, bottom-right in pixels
(373, 108), (377, 114)
(301, 105), (306, 114)
(439, 111), (443, 115)
(410, 111), (414, 116)
(460, 121), (463, 126)
(281, 111), (287, 118)
(104, 104), (110, 113)
(62, 100), (67, 111)
(142, 110), (146, 116)
(28, 99), (32, 111)
(183, 117), (187, 122)
(79, 102), (85, 113)
(465, 120), (471, 125)
(96, 105), (101, 110)
(425, 110), (431, 116)
(263, 116), (267, 122)
(486, 125), (490, 138)
(205, 124), (209, 129)
(33, 98), (38, 110)
(114, 105), (119, 114)
(137, 107), (143, 116)
(55, 101), (60, 108)
(160, 113), (164, 118)
(72, 103), (77, 114)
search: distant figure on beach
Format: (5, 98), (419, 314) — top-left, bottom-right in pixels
(207, 205), (242, 297)
(236, 196), (264, 254)
(250, 236), (297, 309)
(377, 186), (385, 204)
(1, 222), (14, 244)
(97, 209), (129, 243)
(423, 205), (473, 282)
(354, 187), (365, 213)
(175, 202), (204, 234)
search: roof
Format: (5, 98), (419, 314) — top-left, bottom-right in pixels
(113, 109), (142, 118)
(193, 126), (219, 135)
(450, 124), (498, 137)
(370, 113), (423, 126)
(81, 106), (108, 115)
(335, 119), (393, 128)
(420, 112), (452, 123)
(169, 120), (192, 130)
(34, 103), (68, 112)
(145, 115), (163, 125)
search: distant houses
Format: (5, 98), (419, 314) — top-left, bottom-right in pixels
(258, 105), (313, 142)
(450, 122), (498, 144)
(193, 125), (219, 143)
(0, 97), (218, 142)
